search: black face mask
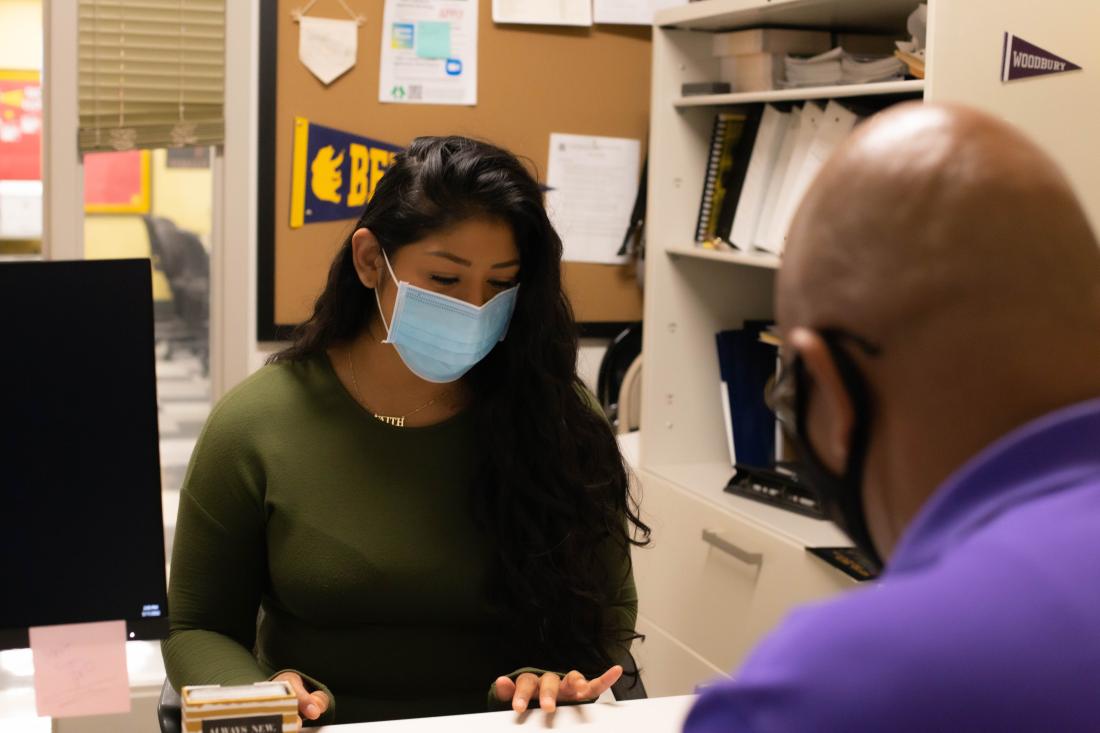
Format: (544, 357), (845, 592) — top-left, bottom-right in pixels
(783, 330), (883, 571)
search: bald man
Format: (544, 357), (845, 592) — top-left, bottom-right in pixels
(684, 102), (1100, 731)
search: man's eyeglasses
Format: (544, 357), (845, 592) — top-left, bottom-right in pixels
(765, 328), (882, 430)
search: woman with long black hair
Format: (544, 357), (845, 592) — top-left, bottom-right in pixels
(162, 136), (650, 726)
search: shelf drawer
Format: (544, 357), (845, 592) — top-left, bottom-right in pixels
(632, 471), (853, 674)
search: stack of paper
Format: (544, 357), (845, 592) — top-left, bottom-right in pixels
(784, 48), (844, 87)
(841, 54), (906, 83)
(785, 47), (906, 87)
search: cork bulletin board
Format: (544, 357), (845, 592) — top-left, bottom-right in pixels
(257, 0), (651, 341)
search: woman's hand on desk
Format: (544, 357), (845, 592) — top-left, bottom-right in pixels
(494, 665), (622, 713)
(272, 671), (330, 724)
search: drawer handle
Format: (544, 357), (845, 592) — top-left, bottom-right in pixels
(701, 529), (763, 567)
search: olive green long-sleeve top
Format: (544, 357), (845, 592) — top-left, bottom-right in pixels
(162, 355), (637, 726)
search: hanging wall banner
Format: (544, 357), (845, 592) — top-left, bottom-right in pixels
(299, 16), (360, 85)
(290, 117), (403, 228)
(1001, 33), (1082, 82)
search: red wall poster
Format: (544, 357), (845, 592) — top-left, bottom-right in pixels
(0, 70), (42, 181)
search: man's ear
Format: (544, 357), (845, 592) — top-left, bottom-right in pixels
(351, 227), (384, 289)
(788, 327), (854, 474)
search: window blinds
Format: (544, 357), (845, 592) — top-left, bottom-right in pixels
(78, 0), (225, 152)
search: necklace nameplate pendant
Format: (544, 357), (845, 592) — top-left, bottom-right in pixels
(347, 343), (448, 429)
(373, 413), (406, 428)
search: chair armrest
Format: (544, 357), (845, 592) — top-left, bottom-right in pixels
(610, 648), (647, 701)
(157, 678), (182, 733)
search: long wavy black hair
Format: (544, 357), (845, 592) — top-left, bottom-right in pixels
(272, 136), (650, 678)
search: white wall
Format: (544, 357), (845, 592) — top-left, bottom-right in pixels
(926, 0), (1100, 235)
(42, 0), (83, 261)
(212, 0), (262, 397)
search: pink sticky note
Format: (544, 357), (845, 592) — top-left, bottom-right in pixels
(29, 620), (131, 718)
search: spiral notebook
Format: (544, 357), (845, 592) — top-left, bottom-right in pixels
(694, 111), (755, 244)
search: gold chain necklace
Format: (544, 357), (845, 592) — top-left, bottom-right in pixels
(346, 345), (448, 428)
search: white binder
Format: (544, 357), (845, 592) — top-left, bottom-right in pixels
(727, 104), (792, 249)
(754, 104), (804, 252)
(762, 100), (859, 255)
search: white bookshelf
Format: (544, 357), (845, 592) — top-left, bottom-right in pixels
(640, 0), (924, 530)
(634, 0), (1100, 698)
(631, 0), (921, 696)
(641, 0), (1100, 532)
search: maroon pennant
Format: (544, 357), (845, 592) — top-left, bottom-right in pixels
(1001, 33), (1082, 82)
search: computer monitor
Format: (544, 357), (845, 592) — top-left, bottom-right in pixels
(0, 258), (169, 650)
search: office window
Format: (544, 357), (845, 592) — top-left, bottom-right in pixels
(78, 0), (225, 152)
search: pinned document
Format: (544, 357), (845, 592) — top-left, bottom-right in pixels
(380, 0), (478, 105)
(546, 133), (641, 264)
(30, 620), (131, 718)
(593, 0), (688, 26)
(492, 0), (592, 26)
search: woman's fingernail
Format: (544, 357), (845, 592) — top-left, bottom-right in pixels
(514, 697), (526, 709)
(307, 704), (319, 718)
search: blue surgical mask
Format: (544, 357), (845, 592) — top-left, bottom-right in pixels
(374, 250), (519, 383)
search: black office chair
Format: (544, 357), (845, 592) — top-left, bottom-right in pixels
(611, 648), (648, 701)
(596, 323), (643, 431)
(143, 215), (210, 375)
(158, 679), (182, 733)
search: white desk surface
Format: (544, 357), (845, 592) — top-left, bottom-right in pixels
(317, 695), (696, 732)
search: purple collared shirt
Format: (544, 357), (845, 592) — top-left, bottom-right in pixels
(685, 399), (1100, 732)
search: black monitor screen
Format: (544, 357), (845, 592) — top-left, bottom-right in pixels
(0, 259), (168, 649)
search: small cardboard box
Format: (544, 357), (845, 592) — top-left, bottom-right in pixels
(182, 680), (299, 733)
